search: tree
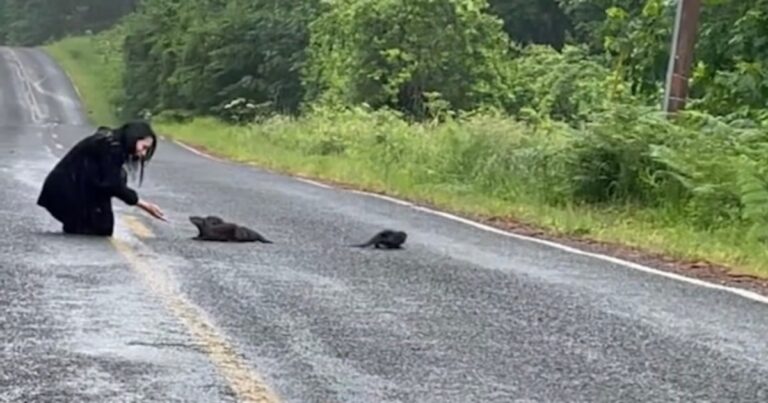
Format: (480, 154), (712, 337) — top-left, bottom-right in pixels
(303, 0), (517, 119)
(121, 0), (320, 120)
(0, 0), (137, 46)
(487, 0), (570, 50)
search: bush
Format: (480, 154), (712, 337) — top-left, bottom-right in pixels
(303, 0), (516, 119)
(509, 45), (634, 125)
(121, 0), (320, 120)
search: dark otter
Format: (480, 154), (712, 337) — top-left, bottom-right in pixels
(350, 229), (407, 249)
(189, 215), (273, 243)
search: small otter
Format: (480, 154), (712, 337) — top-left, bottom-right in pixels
(189, 215), (273, 243)
(350, 229), (407, 249)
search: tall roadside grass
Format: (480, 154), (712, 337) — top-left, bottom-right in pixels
(46, 29), (768, 278)
(156, 105), (768, 277)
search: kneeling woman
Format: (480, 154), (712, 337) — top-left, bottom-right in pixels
(37, 121), (166, 236)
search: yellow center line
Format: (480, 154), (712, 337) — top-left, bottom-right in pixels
(122, 215), (155, 239)
(111, 215), (281, 403)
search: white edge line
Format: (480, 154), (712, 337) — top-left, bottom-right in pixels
(295, 177), (333, 189)
(172, 139), (226, 163)
(293, 176), (768, 305)
(172, 138), (768, 305)
(173, 138), (331, 191)
(349, 189), (413, 206)
(59, 62), (82, 98)
(413, 195), (768, 304)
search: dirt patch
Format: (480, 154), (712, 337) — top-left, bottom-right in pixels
(169, 137), (768, 298)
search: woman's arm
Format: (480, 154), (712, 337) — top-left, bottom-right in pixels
(86, 137), (166, 221)
(87, 141), (139, 205)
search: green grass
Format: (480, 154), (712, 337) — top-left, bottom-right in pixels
(156, 116), (768, 277)
(45, 30), (768, 279)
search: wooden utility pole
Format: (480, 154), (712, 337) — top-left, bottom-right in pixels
(662, 0), (702, 114)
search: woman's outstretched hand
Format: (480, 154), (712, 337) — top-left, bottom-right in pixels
(137, 199), (167, 222)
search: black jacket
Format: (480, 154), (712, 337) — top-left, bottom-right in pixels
(37, 129), (139, 225)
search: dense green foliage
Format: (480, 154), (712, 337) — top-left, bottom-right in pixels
(110, 0), (766, 121)
(302, 0), (516, 118)
(35, 0), (768, 272)
(120, 0), (320, 120)
(5, 0), (761, 121)
(0, 0), (137, 45)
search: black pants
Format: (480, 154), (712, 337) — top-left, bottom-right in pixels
(61, 202), (115, 237)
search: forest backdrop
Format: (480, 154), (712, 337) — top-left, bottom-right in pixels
(2, 0), (768, 275)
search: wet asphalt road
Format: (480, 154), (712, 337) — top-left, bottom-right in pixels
(2, 45), (768, 402)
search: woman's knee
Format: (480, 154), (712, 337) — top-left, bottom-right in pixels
(89, 209), (115, 236)
(62, 222), (113, 237)
(63, 205), (114, 236)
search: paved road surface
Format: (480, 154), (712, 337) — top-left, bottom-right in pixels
(1, 46), (768, 402)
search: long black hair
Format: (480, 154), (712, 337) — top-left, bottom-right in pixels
(112, 120), (158, 186)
